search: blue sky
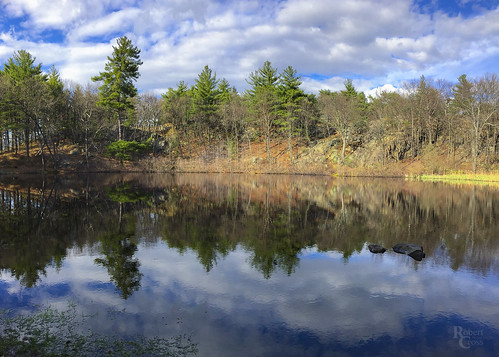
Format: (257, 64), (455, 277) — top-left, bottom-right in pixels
(1, 0), (498, 95)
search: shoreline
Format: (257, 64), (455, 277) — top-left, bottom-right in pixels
(1, 140), (498, 185)
(2, 164), (499, 186)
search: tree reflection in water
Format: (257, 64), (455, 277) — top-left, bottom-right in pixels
(0, 173), (498, 290)
(0, 173), (498, 356)
(94, 229), (142, 300)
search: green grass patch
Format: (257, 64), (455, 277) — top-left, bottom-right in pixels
(407, 172), (499, 186)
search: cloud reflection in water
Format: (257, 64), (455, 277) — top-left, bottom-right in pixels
(1, 241), (498, 356)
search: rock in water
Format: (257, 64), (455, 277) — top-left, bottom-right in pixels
(392, 243), (423, 254)
(392, 243), (425, 261)
(368, 244), (387, 253)
(408, 250), (426, 261)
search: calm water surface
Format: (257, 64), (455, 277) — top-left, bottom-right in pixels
(0, 173), (498, 356)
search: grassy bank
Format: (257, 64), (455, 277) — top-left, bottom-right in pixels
(407, 172), (499, 187)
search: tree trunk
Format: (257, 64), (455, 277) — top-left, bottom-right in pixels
(428, 119), (433, 146)
(264, 115), (272, 170)
(411, 109), (415, 157)
(382, 142), (385, 166)
(472, 127), (479, 174)
(265, 132), (271, 170)
(304, 120), (310, 145)
(494, 129), (499, 156)
(117, 113), (123, 141)
(41, 146), (46, 173)
(341, 136), (347, 164)
(25, 123), (30, 158)
(85, 125), (89, 170)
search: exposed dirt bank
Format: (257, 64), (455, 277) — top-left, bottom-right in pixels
(1, 139), (497, 178)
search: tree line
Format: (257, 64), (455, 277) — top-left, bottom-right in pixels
(1, 36), (498, 173)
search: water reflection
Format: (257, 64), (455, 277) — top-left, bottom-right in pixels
(0, 173), (498, 285)
(0, 173), (498, 356)
(94, 229), (142, 300)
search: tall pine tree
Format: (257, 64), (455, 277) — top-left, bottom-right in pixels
(92, 36), (142, 140)
(2, 50), (46, 157)
(277, 66), (305, 163)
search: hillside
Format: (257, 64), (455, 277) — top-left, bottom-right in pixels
(1, 136), (497, 178)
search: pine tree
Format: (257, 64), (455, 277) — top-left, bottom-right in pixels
(2, 50), (46, 157)
(193, 65), (219, 118)
(92, 36), (143, 140)
(246, 61), (281, 167)
(277, 66), (305, 164)
(246, 60), (279, 95)
(193, 65), (220, 140)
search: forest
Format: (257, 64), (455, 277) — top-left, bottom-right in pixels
(0, 36), (498, 174)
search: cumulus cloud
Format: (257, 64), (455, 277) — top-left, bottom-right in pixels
(1, 0), (124, 30)
(0, 0), (498, 93)
(69, 8), (142, 41)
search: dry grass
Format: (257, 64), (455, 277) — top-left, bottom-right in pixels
(1, 138), (498, 180)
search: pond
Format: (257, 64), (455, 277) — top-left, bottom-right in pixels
(0, 173), (498, 356)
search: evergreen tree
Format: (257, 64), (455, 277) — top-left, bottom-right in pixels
(193, 65), (219, 122)
(246, 60), (279, 94)
(92, 36), (143, 140)
(162, 81), (193, 157)
(246, 61), (280, 168)
(1, 50), (46, 157)
(216, 78), (233, 104)
(277, 66), (305, 163)
(37, 66), (67, 169)
(192, 65), (221, 141)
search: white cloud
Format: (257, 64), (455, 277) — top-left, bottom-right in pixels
(365, 84), (399, 98)
(1, 0), (499, 94)
(69, 8), (141, 41)
(301, 76), (346, 93)
(2, 0), (102, 30)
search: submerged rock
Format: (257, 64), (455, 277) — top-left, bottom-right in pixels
(368, 244), (387, 254)
(392, 243), (426, 261)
